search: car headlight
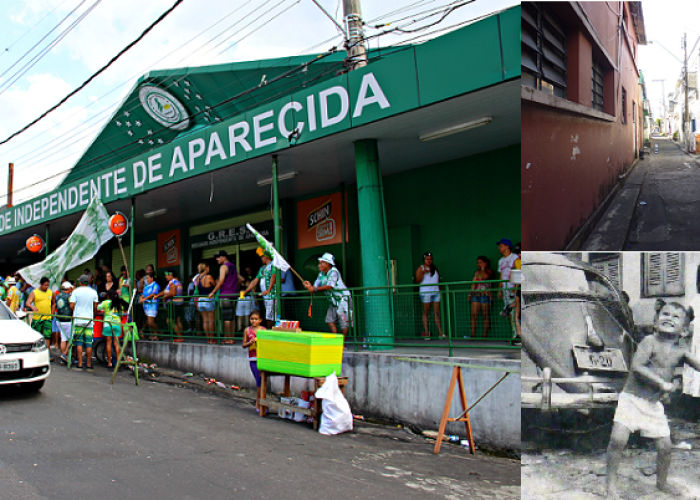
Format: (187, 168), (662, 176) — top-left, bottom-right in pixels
(32, 339), (47, 352)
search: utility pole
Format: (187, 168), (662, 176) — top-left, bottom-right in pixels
(343, 0), (367, 70)
(685, 32), (690, 152)
(7, 162), (14, 208)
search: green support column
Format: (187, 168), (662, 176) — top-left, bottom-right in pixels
(272, 155), (282, 323)
(354, 139), (393, 350)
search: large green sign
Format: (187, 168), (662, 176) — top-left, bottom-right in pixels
(0, 59), (416, 236)
(0, 6), (519, 237)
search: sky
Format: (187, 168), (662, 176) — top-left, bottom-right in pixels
(638, 0), (700, 118)
(0, 0), (518, 206)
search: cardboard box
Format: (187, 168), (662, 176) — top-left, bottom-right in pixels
(257, 331), (343, 377)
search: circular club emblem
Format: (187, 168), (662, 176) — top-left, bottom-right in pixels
(109, 212), (129, 237)
(26, 235), (44, 253)
(139, 85), (190, 131)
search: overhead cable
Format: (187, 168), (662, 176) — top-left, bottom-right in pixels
(0, 0), (186, 148)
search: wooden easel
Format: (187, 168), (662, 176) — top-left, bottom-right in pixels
(434, 366), (475, 455)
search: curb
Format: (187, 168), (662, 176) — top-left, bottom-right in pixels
(564, 157), (640, 251)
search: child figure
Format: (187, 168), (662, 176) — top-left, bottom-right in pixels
(607, 299), (700, 499)
(242, 310), (266, 412)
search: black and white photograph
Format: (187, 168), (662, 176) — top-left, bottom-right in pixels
(522, 252), (700, 499)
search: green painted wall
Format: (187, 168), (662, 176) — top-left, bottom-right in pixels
(382, 144), (521, 284)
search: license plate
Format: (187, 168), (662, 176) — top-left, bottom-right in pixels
(573, 345), (627, 372)
(0, 360), (20, 372)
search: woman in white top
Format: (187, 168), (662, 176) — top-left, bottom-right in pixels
(415, 252), (444, 339)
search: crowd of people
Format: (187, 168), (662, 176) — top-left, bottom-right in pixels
(414, 237), (521, 343)
(0, 240), (522, 353)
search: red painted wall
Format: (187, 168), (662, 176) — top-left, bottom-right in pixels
(522, 1), (642, 250)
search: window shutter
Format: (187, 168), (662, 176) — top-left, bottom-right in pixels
(665, 253), (684, 295)
(645, 253), (664, 296)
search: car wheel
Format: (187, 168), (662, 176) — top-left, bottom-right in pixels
(21, 380), (44, 393)
(93, 339), (106, 364)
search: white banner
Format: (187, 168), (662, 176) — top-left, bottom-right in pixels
(18, 197), (114, 289)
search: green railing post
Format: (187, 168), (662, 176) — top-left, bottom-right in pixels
(445, 284), (453, 357)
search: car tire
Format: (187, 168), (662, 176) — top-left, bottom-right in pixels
(93, 339), (106, 364)
(21, 380), (44, 393)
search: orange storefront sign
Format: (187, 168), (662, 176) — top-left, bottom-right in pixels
(158, 229), (181, 268)
(297, 192), (348, 249)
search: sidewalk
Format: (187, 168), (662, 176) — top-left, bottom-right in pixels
(580, 136), (700, 251)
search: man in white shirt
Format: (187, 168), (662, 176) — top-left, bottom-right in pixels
(69, 275), (99, 371)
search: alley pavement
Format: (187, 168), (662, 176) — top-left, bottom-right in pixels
(581, 135), (700, 251)
(0, 359), (519, 500)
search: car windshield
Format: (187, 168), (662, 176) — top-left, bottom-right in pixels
(523, 264), (618, 301)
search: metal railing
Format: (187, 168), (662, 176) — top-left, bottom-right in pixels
(127, 280), (520, 356)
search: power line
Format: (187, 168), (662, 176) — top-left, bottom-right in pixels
(2, 0), (486, 199)
(0, 0), (187, 148)
(0, 0), (104, 96)
(2, 0), (261, 164)
(10, 0), (298, 175)
(1, 0), (71, 56)
(0, 0), (89, 79)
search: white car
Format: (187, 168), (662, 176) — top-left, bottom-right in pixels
(0, 301), (50, 391)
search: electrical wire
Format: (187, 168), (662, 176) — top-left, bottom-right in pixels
(10, 0), (301, 176)
(1, 0), (71, 56)
(6, 0), (287, 171)
(2, 0), (491, 199)
(0, 0), (89, 79)
(0, 0), (186, 148)
(2, 0), (261, 164)
(0, 0), (104, 96)
(6, 0), (438, 170)
(8, 0), (470, 180)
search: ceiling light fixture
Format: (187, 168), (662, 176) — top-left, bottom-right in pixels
(419, 117), (492, 142)
(257, 171), (298, 187)
(143, 208), (168, 218)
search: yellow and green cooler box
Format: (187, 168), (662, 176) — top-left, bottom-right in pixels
(256, 331), (344, 377)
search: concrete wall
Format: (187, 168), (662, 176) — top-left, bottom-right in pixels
(136, 342), (521, 450)
(522, 1), (643, 251)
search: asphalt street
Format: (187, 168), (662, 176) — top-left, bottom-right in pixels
(583, 135), (700, 251)
(626, 137), (700, 250)
(0, 360), (519, 500)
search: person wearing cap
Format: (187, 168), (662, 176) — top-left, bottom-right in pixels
(70, 274), (99, 371)
(160, 268), (185, 342)
(56, 281), (74, 364)
(303, 253), (352, 335)
(5, 276), (20, 312)
(497, 238), (519, 323)
(415, 252), (445, 340)
(242, 248), (278, 329)
(26, 277), (55, 353)
(209, 250), (240, 344)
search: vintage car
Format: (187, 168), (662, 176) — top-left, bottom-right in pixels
(0, 301), (51, 392)
(521, 253), (635, 410)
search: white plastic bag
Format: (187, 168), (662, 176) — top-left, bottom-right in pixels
(315, 372), (353, 435)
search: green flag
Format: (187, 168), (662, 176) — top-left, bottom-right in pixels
(18, 197), (114, 289)
(246, 223), (290, 272)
